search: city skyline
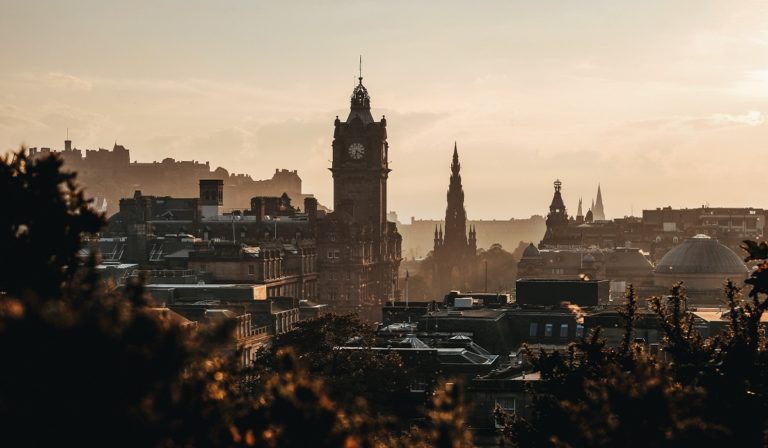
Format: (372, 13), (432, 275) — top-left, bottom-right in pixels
(2, 1), (768, 219)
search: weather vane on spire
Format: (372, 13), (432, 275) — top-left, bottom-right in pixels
(358, 55), (363, 83)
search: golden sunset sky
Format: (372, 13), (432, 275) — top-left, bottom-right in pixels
(2, 1), (768, 220)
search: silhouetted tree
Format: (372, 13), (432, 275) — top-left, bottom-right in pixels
(510, 241), (530, 261)
(474, 243), (518, 292)
(0, 150), (245, 446)
(0, 149), (103, 298)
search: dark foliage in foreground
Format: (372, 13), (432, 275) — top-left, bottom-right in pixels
(0, 150), (103, 298)
(500, 270), (768, 447)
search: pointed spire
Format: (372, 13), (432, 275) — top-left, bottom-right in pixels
(451, 141), (460, 176)
(443, 143), (468, 249)
(577, 197), (583, 217)
(347, 57), (373, 124)
(593, 183), (605, 221)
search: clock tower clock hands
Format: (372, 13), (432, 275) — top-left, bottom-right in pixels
(348, 143), (365, 160)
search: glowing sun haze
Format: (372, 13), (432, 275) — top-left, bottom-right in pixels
(2, 0), (768, 220)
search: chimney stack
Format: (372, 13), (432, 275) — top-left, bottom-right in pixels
(199, 179), (224, 219)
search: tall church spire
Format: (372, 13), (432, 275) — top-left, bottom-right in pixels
(593, 183), (605, 221)
(444, 142), (468, 249)
(577, 197), (583, 218)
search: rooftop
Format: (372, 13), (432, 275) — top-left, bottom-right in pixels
(654, 235), (748, 276)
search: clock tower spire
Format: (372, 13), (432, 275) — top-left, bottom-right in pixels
(331, 67), (389, 233)
(318, 64), (402, 320)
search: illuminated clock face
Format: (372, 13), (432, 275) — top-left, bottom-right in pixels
(348, 142), (365, 159)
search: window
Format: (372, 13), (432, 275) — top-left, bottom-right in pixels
(576, 324), (584, 338)
(248, 264), (255, 275)
(529, 322), (538, 337)
(545, 323), (553, 337)
(560, 324), (569, 338)
(495, 397), (516, 412)
(200, 264), (207, 272)
(494, 398), (517, 429)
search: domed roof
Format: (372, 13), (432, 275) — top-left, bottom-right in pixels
(654, 235), (747, 276)
(522, 243), (541, 258)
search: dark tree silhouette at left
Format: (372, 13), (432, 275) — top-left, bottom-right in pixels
(0, 149), (103, 299)
(0, 149), (241, 446)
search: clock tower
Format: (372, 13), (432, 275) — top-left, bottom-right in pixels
(317, 69), (402, 321)
(330, 73), (389, 237)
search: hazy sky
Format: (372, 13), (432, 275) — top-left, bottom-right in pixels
(2, 1), (768, 220)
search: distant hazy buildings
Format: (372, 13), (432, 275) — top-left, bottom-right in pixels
(520, 180), (753, 302)
(641, 206), (764, 259)
(29, 141), (309, 215)
(537, 179), (765, 258)
(398, 217), (545, 260)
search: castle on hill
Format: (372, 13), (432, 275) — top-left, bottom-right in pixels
(29, 141), (311, 216)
